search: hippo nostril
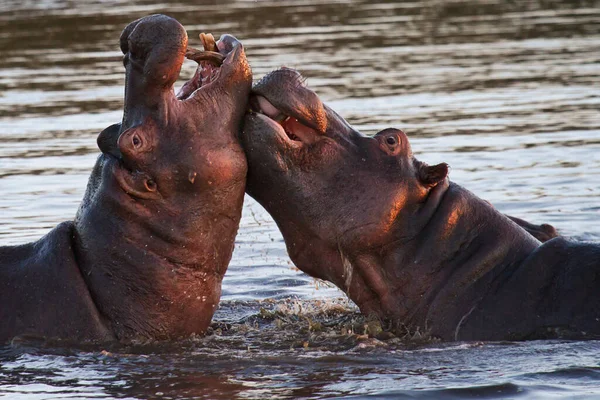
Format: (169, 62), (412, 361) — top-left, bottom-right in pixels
(145, 179), (157, 192)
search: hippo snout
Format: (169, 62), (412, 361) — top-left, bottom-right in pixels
(120, 14), (187, 89)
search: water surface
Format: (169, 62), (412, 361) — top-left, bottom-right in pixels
(1, 0), (600, 398)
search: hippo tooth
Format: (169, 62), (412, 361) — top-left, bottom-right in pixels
(274, 114), (289, 124)
(200, 32), (217, 52)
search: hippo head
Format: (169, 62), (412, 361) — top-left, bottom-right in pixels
(242, 68), (449, 247)
(241, 68), (449, 318)
(74, 15), (251, 340)
(94, 15), (250, 210)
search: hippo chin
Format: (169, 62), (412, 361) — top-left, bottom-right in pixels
(0, 15), (251, 344)
(240, 68), (600, 342)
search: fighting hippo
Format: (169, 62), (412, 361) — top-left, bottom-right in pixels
(0, 15), (251, 343)
(241, 68), (600, 342)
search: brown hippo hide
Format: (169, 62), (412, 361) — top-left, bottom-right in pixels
(240, 68), (600, 342)
(0, 14), (251, 344)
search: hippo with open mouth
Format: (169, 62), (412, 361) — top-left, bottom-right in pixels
(241, 68), (600, 342)
(0, 15), (251, 343)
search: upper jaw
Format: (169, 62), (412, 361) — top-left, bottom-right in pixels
(247, 69), (330, 146)
(120, 15), (246, 128)
(246, 86), (362, 148)
(251, 68), (327, 133)
(120, 15), (187, 103)
(102, 20), (247, 158)
(177, 34), (245, 102)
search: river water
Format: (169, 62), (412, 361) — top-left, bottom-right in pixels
(1, 0), (600, 398)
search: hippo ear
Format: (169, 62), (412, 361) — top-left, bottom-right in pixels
(100, 123), (121, 137)
(418, 162), (449, 187)
(97, 123), (122, 157)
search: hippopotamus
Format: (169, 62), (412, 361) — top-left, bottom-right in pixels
(0, 15), (251, 344)
(240, 68), (600, 342)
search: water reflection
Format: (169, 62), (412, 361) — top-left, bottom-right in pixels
(1, 0), (600, 398)
(3, 337), (600, 399)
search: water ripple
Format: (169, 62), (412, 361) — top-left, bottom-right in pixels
(2, 0), (600, 398)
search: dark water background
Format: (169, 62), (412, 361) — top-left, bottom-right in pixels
(1, 0), (600, 398)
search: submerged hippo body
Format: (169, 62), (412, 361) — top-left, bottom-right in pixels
(0, 15), (251, 344)
(241, 68), (599, 342)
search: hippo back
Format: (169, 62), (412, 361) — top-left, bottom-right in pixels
(458, 237), (600, 340)
(0, 222), (112, 343)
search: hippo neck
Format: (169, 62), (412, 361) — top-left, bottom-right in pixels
(72, 156), (240, 341)
(380, 182), (541, 339)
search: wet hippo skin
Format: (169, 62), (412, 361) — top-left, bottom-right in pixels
(240, 68), (600, 342)
(0, 15), (251, 344)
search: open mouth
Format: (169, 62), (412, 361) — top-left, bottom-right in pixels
(176, 33), (233, 101)
(249, 95), (321, 145)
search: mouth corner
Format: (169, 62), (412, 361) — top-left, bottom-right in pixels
(248, 94), (322, 146)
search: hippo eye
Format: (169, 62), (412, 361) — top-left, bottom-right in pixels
(145, 179), (157, 192)
(132, 135), (142, 148)
(386, 136), (397, 146)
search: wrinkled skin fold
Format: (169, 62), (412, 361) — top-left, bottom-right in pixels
(241, 68), (600, 342)
(0, 15), (251, 343)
